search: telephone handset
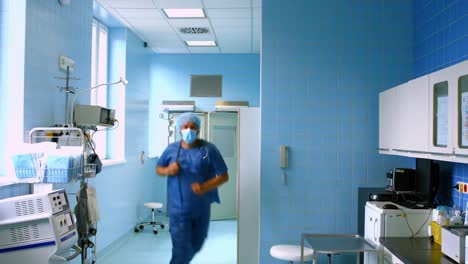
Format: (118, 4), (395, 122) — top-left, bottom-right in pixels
(280, 145), (288, 169)
(280, 145), (289, 185)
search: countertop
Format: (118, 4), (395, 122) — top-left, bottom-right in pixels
(379, 237), (456, 264)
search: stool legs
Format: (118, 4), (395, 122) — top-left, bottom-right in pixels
(134, 208), (165, 235)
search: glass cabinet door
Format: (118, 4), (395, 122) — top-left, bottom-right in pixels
(433, 81), (449, 147)
(458, 75), (468, 148)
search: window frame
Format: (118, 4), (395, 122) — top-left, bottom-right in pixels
(90, 18), (125, 165)
(0, 0), (26, 184)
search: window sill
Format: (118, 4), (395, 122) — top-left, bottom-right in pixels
(101, 159), (127, 167)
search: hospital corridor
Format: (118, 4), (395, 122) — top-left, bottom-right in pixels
(99, 218), (237, 264)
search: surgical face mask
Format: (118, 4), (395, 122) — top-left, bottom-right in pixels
(181, 129), (197, 145)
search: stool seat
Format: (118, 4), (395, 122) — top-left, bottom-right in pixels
(270, 244), (314, 262)
(144, 202), (163, 209)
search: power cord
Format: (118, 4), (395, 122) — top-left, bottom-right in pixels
(397, 207), (433, 239)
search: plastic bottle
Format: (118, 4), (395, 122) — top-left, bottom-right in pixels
(437, 211), (449, 226)
(450, 211), (463, 225)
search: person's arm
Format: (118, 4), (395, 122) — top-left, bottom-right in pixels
(191, 172), (229, 195)
(156, 161), (180, 176)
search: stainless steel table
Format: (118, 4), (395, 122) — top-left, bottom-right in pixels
(300, 233), (382, 264)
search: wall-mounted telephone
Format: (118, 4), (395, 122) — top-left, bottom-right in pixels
(280, 145), (289, 169)
(280, 145), (288, 185)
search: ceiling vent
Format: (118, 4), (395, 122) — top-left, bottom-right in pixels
(179, 27), (209, 34)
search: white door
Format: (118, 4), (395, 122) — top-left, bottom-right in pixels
(450, 60), (468, 157)
(364, 206), (382, 264)
(404, 76), (430, 154)
(429, 64), (455, 160)
(208, 111), (238, 220)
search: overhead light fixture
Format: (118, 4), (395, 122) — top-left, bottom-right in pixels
(163, 8), (205, 18)
(185, 40), (216, 47)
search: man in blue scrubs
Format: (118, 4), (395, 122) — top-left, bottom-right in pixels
(156, 112), (229, 264)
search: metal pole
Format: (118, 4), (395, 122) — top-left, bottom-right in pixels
(65, 66), (70, 125)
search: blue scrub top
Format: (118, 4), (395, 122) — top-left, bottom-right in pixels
(157, 140), (228, 216)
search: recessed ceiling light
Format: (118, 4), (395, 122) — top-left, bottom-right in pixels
(185, 41), (217, 47)
(163, 9), (205, 18)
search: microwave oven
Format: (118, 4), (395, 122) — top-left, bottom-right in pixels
(386, 168), (416, 192)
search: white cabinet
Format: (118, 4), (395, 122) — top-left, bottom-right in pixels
(364, 205), (382, 246)
(364, 205), (383, 264)
(401, 76), (430, 155)
(379, 77), (430, 158)
(379, 59), (468, 163)
(428, 64), (454, 160)
(450, 60), (468, 159)
(379, 88), (396, 153)
(428, 60), (468, 161)
(383, 247), (404, 264)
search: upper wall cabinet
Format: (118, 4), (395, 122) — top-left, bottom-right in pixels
(398, 76), (430, 156)
(451, 60), (468, 161)
(379, 59), (468, 163)
(379, 87), (396, 153)
(379, 78), (430, 158)
(429, 66), (453, 160)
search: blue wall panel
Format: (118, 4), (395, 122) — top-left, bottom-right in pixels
(414, 0), (468, 77)
(0, 0), (159, 258)
(150, 54), (260, 111)
(261, 1), (414, 263)
(413, 0), (468, 212)
(148, 53), (260, 157)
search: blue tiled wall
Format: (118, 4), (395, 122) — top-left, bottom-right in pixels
(148, 53), (260, 157)
(261, 1), (414, 263)
(0, 0), (159, 258)
(413, 0), (468, 211)
(150, 54), (260, 110)
(24, 0), (93, 128)
(414, 0), (468, 77)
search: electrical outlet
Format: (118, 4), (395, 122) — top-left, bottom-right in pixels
(456, 181), (468, 193)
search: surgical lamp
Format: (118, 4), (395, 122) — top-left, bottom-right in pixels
(69, 77), (128, 127)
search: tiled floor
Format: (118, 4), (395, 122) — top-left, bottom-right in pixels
(99, 218), (237, 264)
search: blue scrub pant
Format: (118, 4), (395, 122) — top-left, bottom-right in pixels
(169, 209), (210, 264)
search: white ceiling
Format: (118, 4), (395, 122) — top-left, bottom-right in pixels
(95, 0), (262, 54)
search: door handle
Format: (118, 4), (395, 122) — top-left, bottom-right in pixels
(373, 219), (378, 242)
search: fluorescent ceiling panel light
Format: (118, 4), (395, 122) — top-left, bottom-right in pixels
(163, 9), (205, 18)
(185, 40), (216, 47)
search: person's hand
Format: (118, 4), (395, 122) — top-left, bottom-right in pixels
(166, 161), (180, 175)
(191, 182), (206, 196)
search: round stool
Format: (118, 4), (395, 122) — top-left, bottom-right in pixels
(134, 202), (165, 235)
(144, 202), (163, 210)
(270, 244), (314, 264)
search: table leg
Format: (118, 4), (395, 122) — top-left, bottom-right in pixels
(328, 253), (331, 264)
(357, 252), (360, 263)
(301, 237), (304, 264)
